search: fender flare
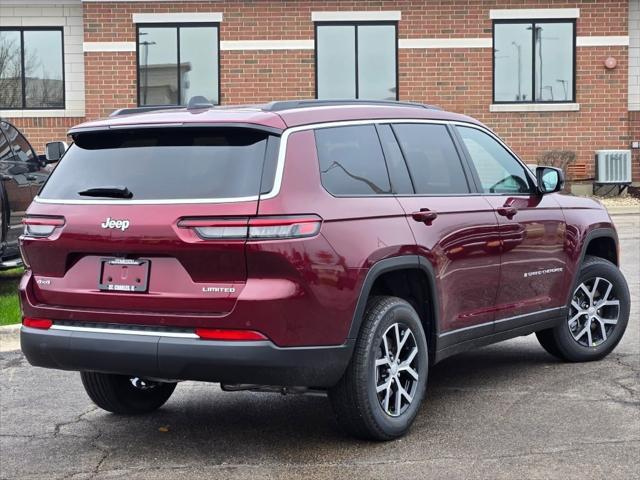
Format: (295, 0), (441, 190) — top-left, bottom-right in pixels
(566, 227), (619, 304)
(346, 255), (440, 340)
(577, 227), (618, 267)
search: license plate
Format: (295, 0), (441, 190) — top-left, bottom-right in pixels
(98, 258), (150, 293)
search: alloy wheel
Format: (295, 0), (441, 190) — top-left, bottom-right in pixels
(374, 323), (420, 417)
(568, 277), (620, 347)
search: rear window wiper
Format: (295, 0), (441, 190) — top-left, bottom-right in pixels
(78, 186), (133, 199)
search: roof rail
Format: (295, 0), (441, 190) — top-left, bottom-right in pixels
(261, 99), (442, 112)
(109, 105), (184, 117)
(109, 96), (215, 117)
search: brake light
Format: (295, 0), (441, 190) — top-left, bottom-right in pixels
(179, 215), (322, 240)
(195, 328), (267, 341)
(22, 216), (65, 238)
(22, 318), (53, 329)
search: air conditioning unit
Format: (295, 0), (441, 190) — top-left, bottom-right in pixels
(595, 150), (632, 184)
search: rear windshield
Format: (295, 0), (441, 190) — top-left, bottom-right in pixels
(39, 127), (277, 201)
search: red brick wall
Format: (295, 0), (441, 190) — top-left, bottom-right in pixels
(221, 51), (314, 104)
(85, 52), (137, 119)
(4, 0), (635, 182)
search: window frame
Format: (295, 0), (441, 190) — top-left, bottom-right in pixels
(0, 26), (65, 110)
(135, 22), (221, 107)
(452, 123), (537, 196)
(314, 21), (399, 101)
(492, 18), (576, 104)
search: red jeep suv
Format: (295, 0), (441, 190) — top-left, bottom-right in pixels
(20, 99), (630, 440)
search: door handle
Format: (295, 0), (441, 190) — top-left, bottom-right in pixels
(497, 206), (518, 219)
(411, 209), (438, 225)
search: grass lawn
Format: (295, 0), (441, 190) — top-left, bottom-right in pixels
(0, 268), (22, 326)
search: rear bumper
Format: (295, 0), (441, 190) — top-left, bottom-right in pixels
(20, 326), (353, 387)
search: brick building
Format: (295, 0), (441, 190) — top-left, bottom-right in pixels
(1, 0), (639, 189)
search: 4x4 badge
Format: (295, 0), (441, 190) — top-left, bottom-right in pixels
(101, 217), (130, 232)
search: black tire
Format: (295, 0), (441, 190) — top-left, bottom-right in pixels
(536, 255), (630, 362)
(329, 296), (429, 441)
(80, 372), (177, 414)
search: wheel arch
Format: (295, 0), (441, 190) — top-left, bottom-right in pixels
(567, 227), (619, 305)
(347, 256), (440, 362)
(582, 229), (618, 266)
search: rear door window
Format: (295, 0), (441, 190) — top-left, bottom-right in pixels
(314, 124), (391, 195)
(392, 123), (470, 195)
(38, 127), (276, 201)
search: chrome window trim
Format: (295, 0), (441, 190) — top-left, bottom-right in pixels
(34, 117), (527, 205)
(49, 324), (199, 339)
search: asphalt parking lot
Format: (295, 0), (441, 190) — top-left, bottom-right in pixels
(1, 214), (638, 480)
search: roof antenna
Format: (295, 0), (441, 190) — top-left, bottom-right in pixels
(187, 96), (214, 109)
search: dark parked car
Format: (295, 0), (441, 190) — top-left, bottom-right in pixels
(19, 100), (630, 440)
(0, 120), (61, 269)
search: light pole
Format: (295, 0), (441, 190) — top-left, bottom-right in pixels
(557, 79), (568, 101)
(512, 41), (522, 101)
(138, 32), (155, 105)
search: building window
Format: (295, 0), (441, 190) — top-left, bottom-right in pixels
(0, 28), (65, 109)
(493, 20), (575, 103)
(315, 23), (397, 100)
(137, 24), (219, 106)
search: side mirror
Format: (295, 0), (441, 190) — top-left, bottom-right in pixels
(45, 141), (68, 163)
(536, 166), (564, 194)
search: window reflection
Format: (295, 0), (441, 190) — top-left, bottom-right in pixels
(535, 22), (573, 102)
(0, 31), (22, 108)
(317, 26), (356, 99)
(24, 30), (64, 108)
(316, 23), (397, 100)
(494, 21), (574, 103)
(0, 29), (64, 109)
(315, 125), (391, 195)
(494, 23), (533, 102)
(358, 25), (396, 100)
(180, 27), (219, 105)
(138, 25), (219, 106)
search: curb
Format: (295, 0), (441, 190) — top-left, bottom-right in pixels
(606, 207), (640, 216)
(0, 324), (20, 352)
(0, 324), (20, 331)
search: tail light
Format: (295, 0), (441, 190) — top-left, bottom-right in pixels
(22, 318), (53, 329)
(179, 215), (322, 240)
(195, 328), (267, 341)
(22, 216), (65, 238)
(248, 216), (321, 239)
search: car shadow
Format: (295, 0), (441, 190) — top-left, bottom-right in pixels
(85, 340), (562, 460)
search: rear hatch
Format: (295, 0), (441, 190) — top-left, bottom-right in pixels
(22, 125), (280, 318)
